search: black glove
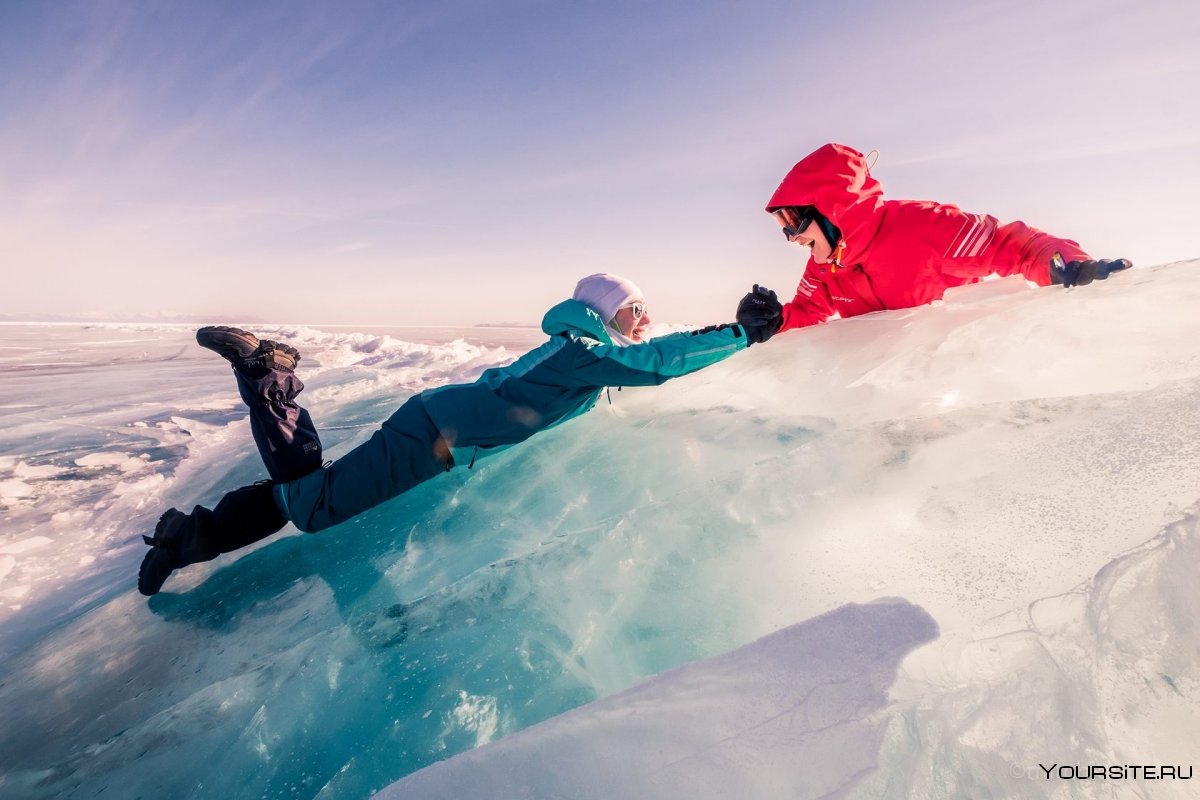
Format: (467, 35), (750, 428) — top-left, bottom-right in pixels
(1050, 254), (1132, 288)
(736, 284), (784, 345)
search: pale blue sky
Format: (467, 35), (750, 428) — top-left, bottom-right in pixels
(2, 0), (1198, 325)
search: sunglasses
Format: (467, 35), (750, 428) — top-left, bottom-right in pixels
(625, 301), (647, 320)
(772, 206), (816, 240)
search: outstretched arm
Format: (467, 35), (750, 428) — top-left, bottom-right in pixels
(562, 324), (749, 388)
(907, 203), (1131, 287)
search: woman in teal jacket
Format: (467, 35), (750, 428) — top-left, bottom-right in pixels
(138, 274), (767, 596)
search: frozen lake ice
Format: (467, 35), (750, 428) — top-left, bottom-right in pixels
(2, 262), (1199, 799)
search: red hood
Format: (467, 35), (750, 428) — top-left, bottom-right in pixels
(766, 143), (886, 265)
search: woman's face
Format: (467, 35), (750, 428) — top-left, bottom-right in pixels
(773, 207), (834, 264)
(612, 301), (651, 342)
(788, 223), (834, 264)
(777, 214), (835, 263)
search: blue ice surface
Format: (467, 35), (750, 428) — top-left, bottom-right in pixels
(3, 261), (1200, 800)
(0, 323), (808, 798)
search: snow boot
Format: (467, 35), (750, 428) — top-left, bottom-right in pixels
(138, 508), (221, 596)
(196, 326), (301, 373)
(137, 482), (288, 596)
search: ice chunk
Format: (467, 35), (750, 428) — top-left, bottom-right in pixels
(74, 452), (150, 472)
(0, 479), (34, 500)
(0, 536), (52, 554)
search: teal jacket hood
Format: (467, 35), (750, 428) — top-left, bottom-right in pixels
(541, 299), (612, 344)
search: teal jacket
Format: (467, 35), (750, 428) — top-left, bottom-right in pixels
(274, 300), (748, 533)
(420, 299), (748, 465)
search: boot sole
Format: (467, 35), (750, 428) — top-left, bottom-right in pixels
(196, 326), (261, 363)
(197, 327), (302, 369)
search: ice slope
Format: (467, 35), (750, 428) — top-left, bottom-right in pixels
(381, 514), (1200, 799)
(2, 260), (1199, 799)
(381, 598), (941, 800)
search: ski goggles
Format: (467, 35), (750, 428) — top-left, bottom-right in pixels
(772, 206), (817, 240)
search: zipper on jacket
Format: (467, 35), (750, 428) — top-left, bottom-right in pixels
(829, 241), (848, 272)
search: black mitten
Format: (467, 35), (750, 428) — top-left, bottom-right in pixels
(1050, 254), (1133, 287)
(736, 285), (784, 345)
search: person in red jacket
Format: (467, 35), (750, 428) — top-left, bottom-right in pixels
(734, 143), (1131, 337)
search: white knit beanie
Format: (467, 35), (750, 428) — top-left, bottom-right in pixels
(572, 273), (644, 322)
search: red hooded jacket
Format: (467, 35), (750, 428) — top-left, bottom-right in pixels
(765, 144), (1090, 331)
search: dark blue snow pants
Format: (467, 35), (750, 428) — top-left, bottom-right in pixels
(189, 366), (322, 555)
(234, 367), (324, 483)
(270, 393), (451, 533)
(203, 367), (451, 555)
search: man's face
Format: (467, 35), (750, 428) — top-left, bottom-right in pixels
(613, 301), (651, 342)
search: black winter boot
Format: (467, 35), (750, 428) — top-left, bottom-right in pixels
(138, 507), (221, 596)
(137, 483), (288, 596)
(196, 326), (301, 373)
